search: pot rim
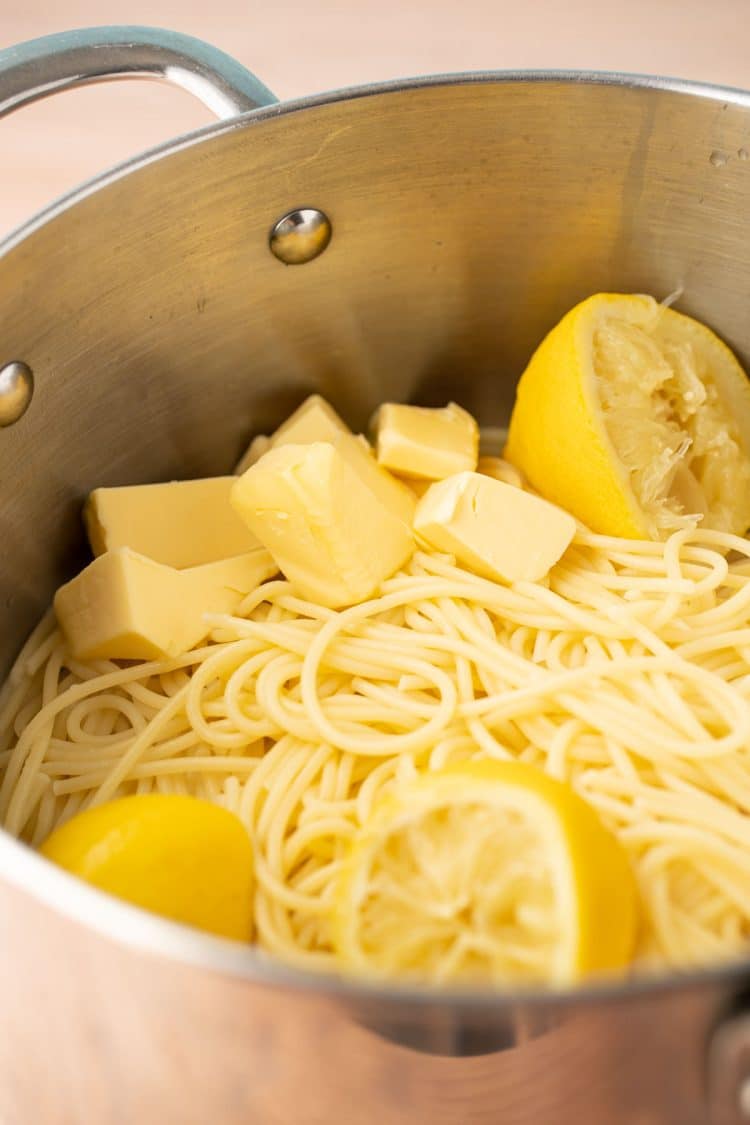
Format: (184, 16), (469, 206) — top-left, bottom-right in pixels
(3, 64), (750, 258)
(2, 821), (749, 1009)
(3, 65), (750, 1009)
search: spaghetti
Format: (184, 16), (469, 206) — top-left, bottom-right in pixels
(3, 526), (750, 972)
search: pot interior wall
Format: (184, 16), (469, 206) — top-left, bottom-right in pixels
(0, 77), (749, 673)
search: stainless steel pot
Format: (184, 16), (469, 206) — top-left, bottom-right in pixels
(1, 26), (750, 1125)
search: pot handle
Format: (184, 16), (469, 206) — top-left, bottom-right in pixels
(0, 26), (277, 121)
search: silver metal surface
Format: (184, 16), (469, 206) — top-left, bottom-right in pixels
(269, 207), (333, 264)
(0, 865), (718, 1125)
(0, 26), (277, 121)
(3, 57), (750, 1124)
(709, 1010), (750, 1124)
(0, 361), (33, 426)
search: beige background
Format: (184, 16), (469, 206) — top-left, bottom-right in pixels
(1, 0), (750, 236)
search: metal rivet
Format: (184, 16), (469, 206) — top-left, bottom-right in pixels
(0, 361), (33, 426)
(269, 208), (332, 265)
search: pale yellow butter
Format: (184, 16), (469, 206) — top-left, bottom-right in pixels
(182, 549), (279, 616)
(234, 395), (348, 473)
(336, 430), (415, 523)
(85, 477), (260, 568)
(234, 434), (272, 474)
(235, 395), (414, 523)
(55, 549), (197, 661)
(231, 442), (414, 608)
(404, 477), (433, 499)
(267, 394), (351, 448)
(55, 547), (277, 661)
(373, 402), (479, 480)
(414, 472), (576, 583)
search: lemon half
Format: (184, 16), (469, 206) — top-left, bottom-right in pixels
(333, 761), (637, 986)
(41, 794), (254, 941)
(505, 294), (750, 539)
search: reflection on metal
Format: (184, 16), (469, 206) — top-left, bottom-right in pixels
(354, 1000), (560, 1056)
(0, 362), (33, 426)
(739, 1077), (750, 1118)
(709, 1006), (750, 1125)
(269, 208), (332, 264)
(0, 26), (277, 122)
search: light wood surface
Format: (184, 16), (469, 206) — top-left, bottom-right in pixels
(1, 0), (749, 236)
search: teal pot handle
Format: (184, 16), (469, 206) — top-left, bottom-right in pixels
(0, 26), (277, 121)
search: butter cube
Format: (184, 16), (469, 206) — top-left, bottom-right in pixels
(269, 394), (351, 448)
(85, 477), (260, 568)
(373, 402), (479, 480)
(231, 443), (414, 608)
(234, 434), (272, 474)
(55, 549), (197, 661)
(414, 472), (575, 584)
(55, 547), (277, 661)
(182, 550), (279, 616)
(405, 477), (433, 499)
(236, 395), (414, 523)
(235, 395), (350, 474)
(336, 430), (415, 523)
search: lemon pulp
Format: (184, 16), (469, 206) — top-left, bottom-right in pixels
(595, 308), (750, 537)
(505, 294), (750, 539)
(334, 761), (637, 986)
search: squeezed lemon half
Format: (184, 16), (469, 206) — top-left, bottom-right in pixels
(333, 761), (637, 986)
(40, 794), (254, 941)
(505, 293), (750, 539)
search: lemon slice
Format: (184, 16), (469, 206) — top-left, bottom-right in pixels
(504, 293), (750, 539)
(333, 761), (637, 986)
(40, 794), (254, 941)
